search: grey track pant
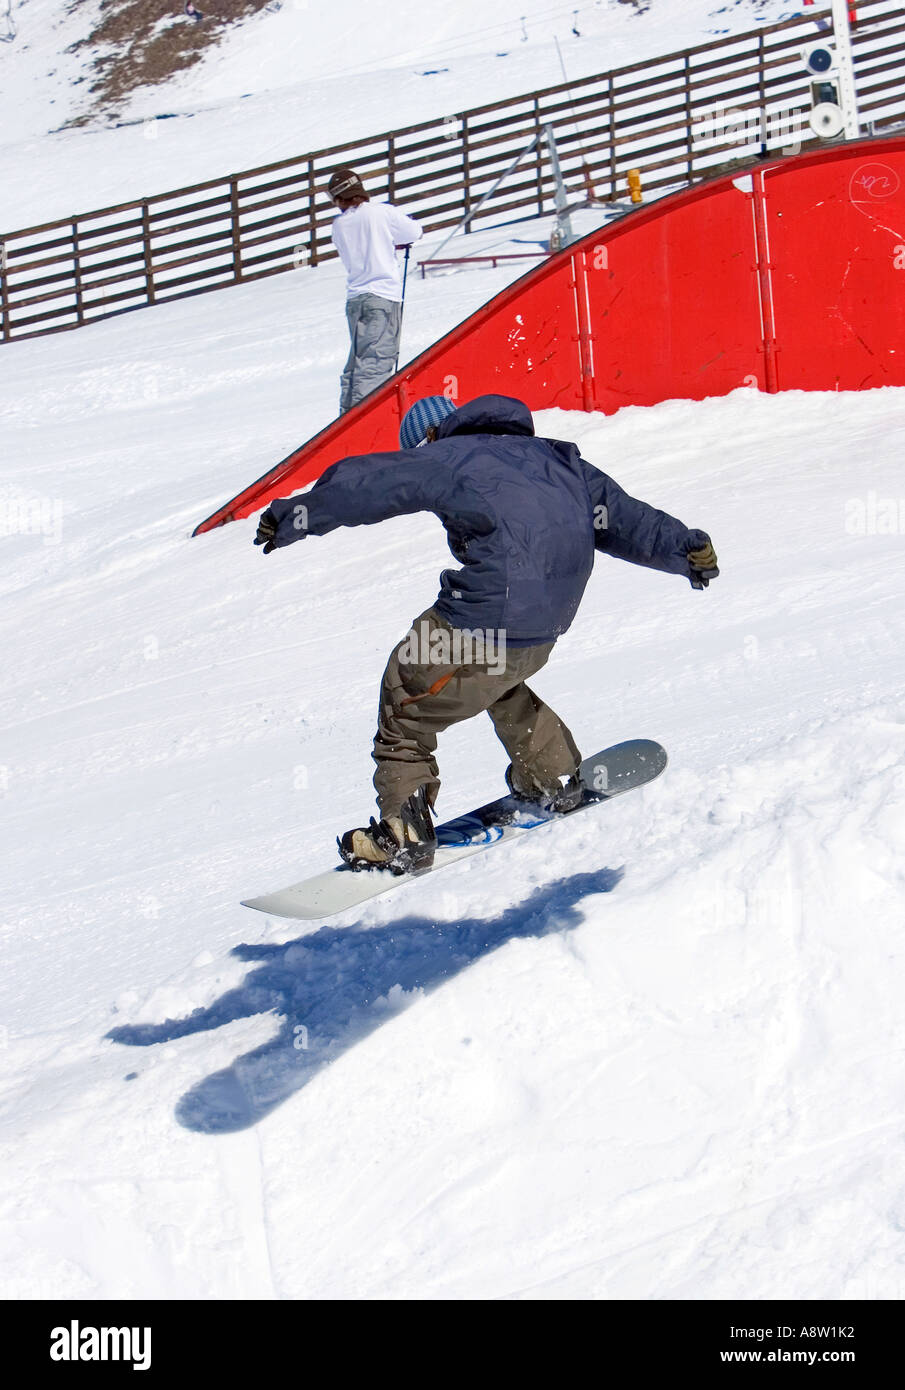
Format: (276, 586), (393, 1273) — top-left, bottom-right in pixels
(339, 293), (402, 414)
(372, 609), (582, 816)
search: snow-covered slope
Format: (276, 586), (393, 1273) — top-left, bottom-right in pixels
(1, 219), (904, 1298)
(0, 1), (803, 227)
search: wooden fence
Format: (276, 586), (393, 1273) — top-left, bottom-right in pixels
(1, 0), (904, 344)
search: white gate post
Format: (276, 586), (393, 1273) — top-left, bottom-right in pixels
(831, 0), (861, 139)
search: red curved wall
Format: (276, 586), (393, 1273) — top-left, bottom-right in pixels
(194, 136), (905, 535)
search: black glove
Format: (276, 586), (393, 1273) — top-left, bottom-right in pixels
(254, 507), (278, 554)
(687, 538), (719, 589)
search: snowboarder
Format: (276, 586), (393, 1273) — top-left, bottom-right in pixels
(254, 393), (719, 872)
(327, 167), (422, 415)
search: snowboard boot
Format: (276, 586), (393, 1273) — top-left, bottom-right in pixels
(338, 784), (437, 875)
(504, 763), (584, 814)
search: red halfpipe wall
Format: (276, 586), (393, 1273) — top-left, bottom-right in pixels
(193, 137), (905, 536)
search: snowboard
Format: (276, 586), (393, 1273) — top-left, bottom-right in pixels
(242, 738), (667, 921)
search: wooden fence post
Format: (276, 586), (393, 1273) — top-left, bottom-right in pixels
(71, 220), (84, 325)
(0, 239), (9, 342)
(462, 114), (471, 233)
(608, 75), (617, 202)
(141, 202), (155, 306)
(230, 178), (243, 283)
(758, 32), (769, 156)
(685, 55), (694, 180)
(534, 98), (544, 214)
(308, 160), (319, 268)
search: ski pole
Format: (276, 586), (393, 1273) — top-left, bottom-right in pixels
(394, 245), (411, 375)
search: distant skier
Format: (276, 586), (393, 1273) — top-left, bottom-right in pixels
(254, 393), (719, 871)
(184, 2), (204, 21)
(327, 167), (422, 414)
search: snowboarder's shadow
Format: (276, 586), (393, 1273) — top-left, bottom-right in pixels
(108, 867), (623, 1133)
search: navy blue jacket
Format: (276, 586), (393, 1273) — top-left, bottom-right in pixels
(265, 395), (710, 645)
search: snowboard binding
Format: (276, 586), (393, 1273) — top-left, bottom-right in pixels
(504, 763), (584, 815)
(338, 784), (437, 875)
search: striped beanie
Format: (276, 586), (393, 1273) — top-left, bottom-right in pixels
(399, 396), (458, 450)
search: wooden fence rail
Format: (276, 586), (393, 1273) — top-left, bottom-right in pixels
(1, 0), (903, 344)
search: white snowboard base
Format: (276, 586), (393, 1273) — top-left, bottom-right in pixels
(242, 739), (667, 921)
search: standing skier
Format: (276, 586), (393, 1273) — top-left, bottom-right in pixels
(255, 394), (719, 871)
(327, 167), (422, 414)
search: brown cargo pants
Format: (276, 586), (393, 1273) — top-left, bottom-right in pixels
(372, 608), (582, 815)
